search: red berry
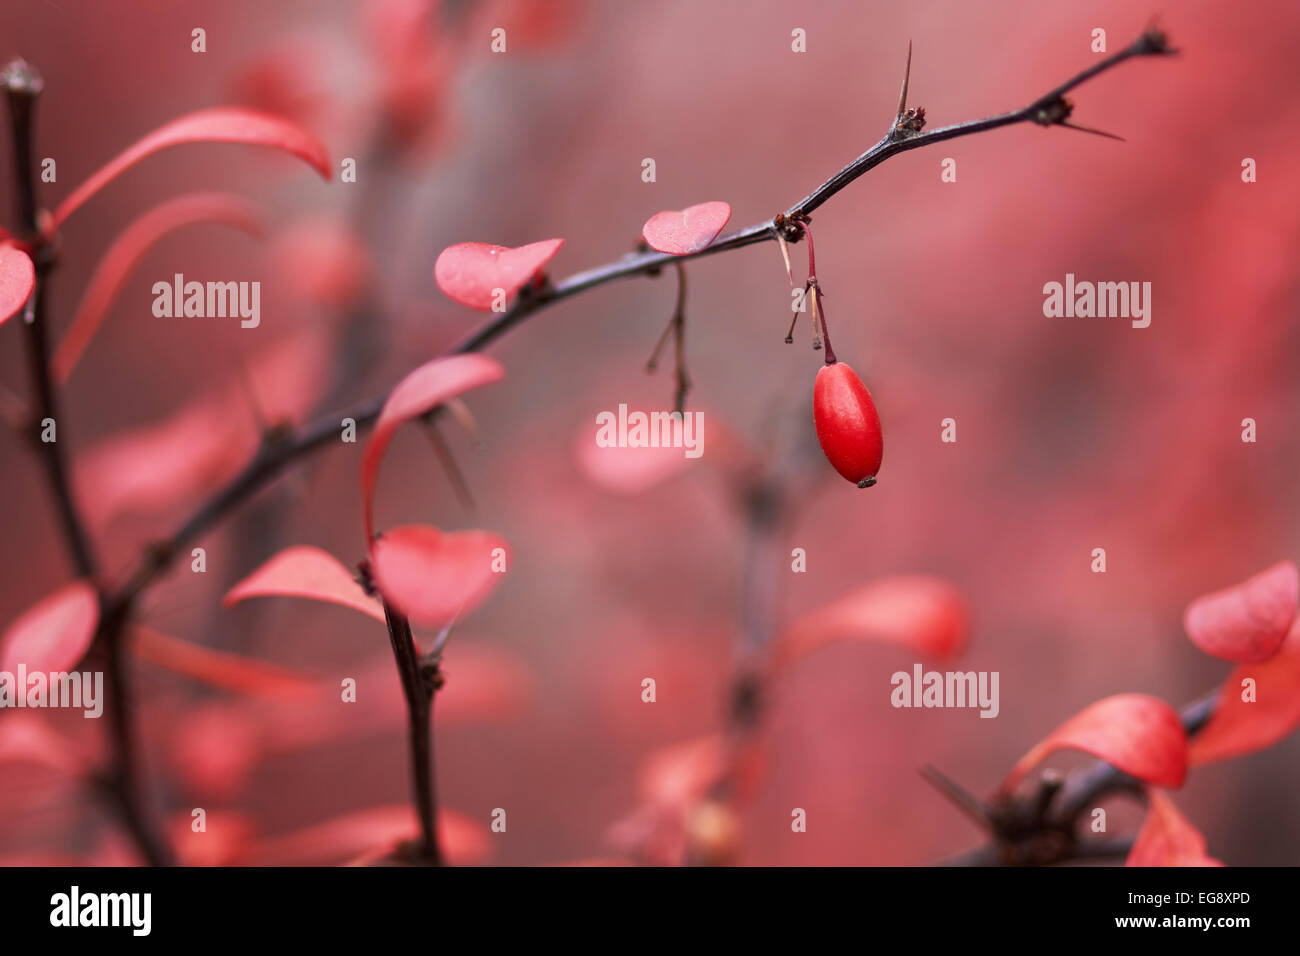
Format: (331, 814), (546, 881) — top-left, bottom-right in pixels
(813, 362), (883, 487)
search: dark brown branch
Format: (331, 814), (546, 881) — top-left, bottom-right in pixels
(933, 687), (1218, 866)
(54, 28), (1174, 864)
(381, 599), (443, 865)
(4, 61), (174, 865)
(3, 60), (98, 580)
(102, 27), (1174, 614)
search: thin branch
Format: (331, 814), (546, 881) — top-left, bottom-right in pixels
(381, 599), (443, 865)
(37, 28), (1175, 865)
(934, 686), (1219, 867)
(101, 28), (1173, 614)
(3, 61), (98, 580)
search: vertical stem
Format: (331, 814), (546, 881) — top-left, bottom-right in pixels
(6, 58), (170, 865)
(3, 60), (98, 579)
(99, 606), (174, 865)
(382, 601), (443, 865)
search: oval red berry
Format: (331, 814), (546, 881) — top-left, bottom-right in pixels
(813, 362), (883, 487)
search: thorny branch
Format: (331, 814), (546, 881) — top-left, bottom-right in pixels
(5, 28), (1177, 864)
(930, 689), (1219, 866)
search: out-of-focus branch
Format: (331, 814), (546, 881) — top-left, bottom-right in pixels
(103, 26), (1176, 613)
(7, 27), (1174, 865)
(931, 688), (1218, 867)
(5, 60), (174, 865)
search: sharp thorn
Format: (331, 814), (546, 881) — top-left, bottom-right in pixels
(896, 39), (913, 120)
(1058, 120), (1126, 142)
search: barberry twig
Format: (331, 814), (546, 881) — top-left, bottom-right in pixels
(8, 28), (1175, 865)
(931, 688), (1218, 866)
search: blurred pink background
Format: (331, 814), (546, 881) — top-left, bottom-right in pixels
(1, 0), (1298, 865)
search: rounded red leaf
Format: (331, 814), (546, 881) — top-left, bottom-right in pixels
(50, 107), (331, 229)
(1125, 790), (1223, 867)
(1190, 616), (1300, 765)
(224, 546), (384, 622)
(774, 575), (968, 668)
(433, 239), (564, 311)
(641, 201), (731, 255)
(361, 354), (505, 539)
(52, 192), (263, 383)
(0, 243), (35, 327)
(369, 524), (508, 628)
(1184, 560), (1298, 663)
(0, 580), (100, 673)
(1003, 693), (1188, 792)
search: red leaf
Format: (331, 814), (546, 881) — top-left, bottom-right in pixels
(774, 575), (969, 668)
(167, 702), (263, 800)
(369, 525), (508, 627)
(50, 107), (331, 229)
(0, 714), (87, 776)
(1184, 560), (1298, 663)
(1003, 693), (1188, 792)
(642, 201), (731, 255)
(433, 239), (564, 311)
(169, 810), (255, 867)
(224, 546), (384, 623)
(363, 0), (448, 147)
(130, 623), (315, 698)
(0, 243), (35, 327)
(75, 330), (332, 530)
(0, 581), (100, 673)
(52, 193), (264, 384)
(1190, 617), (1300, 765)
(75, 393), (251, 531)
(574, 425), (690, 495)
(361, 354), (505, 538)
(270, 214), (373, 309)
(244, 805), (490, 866)
(1126, 790), (1223, 866)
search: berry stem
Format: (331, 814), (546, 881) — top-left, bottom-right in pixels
(799, 223), (837, 365)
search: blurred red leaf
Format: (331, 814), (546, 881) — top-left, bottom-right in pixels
(361, 353), (505, 538)
(243, 805), (490, 866)
(363, 0), (448, 147)
(229, 42), (331, 130)
(1190, 617), (1300, 765)
(642, 201), (731, 255)
(75, 330), (331, 530)
(369, 525), (507, 627)
(76, 394), (246, 531)
(0, 580), (99, 673)
(0, 713), (87, 776)
(0, 243), (35, 327)
(1184, 560), (1298, 663)
(270, 214), (373, 309)
(224, 546), (384, 623)
(774, 575), (969, 667)
(1003, 693), (1187, 792)
(574, 426), (690, 495)
(433, 239), (564, 311)
(130, 623), (316, 698)
(169, 811), (256, 867)
(52, 193), (264, 384)
(50, 108), (331, 229)
(167, 702), (264, 800)
(1126, 790), (1223, 867)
